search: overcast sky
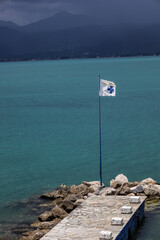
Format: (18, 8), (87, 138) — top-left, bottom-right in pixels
(0, 0), (160, 25)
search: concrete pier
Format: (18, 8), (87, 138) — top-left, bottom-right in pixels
(40, 195), (146, 240)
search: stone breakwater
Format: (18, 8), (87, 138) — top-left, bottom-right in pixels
(20, 174), (160, 240)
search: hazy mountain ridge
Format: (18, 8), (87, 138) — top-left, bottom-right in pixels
(0, 12), (160, 60)
(22, 11), (98, 32)
(0, 20), (20, 30)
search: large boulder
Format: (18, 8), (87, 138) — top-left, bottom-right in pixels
(31, 219), (61, 230)
(75, 193), (83, 199)
(110, 180), (121, 189)
(24, 229), (45, 240)
(38, 205), (67, 222)
(82, 181), (92, 187)
(127, 193), (135, 196)
(61, 200), (75, 213)
(51, 205), (68, 219)
(68, 184), (94, 196)
(130, 185), (144, 193)
(116, 183), (130, 195)
(143, 184), (160, 197)
(51, 198), (63, 207)
(128, 181), (140, 188)
(68, 184), (84, 195)
(40, 190), (67, 200)
(103, 187), (116, 196)
(115, 174), (129, 184)
(81, 188), (94, 196)
(59, 183), (68, 191)
(141, 178), (157, 185)
(64, 194), (77, 203)
(82, 181), (103, 192)
(38, 210), (54, 222)
(74, 199), (85, 207)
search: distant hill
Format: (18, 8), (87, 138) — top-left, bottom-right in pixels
(0, 20), (20, 30)
(0, 12), (160, 61)
(22, 12), (97, 32)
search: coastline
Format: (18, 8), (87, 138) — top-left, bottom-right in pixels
(13, 175), (160, 240)
(1, 57), (159, 240)
(0, 53), (160, 64)
(0, 175), (160, 240)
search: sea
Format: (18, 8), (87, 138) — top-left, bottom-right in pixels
(0, 56), (160, 239)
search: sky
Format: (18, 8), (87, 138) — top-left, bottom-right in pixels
(0, 0), (160, 25)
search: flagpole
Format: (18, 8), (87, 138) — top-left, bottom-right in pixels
(98, 75), (103, 187)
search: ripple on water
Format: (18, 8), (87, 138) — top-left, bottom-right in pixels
(0, 195), (54, 239)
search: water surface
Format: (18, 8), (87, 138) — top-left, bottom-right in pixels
(0, 56), (160, 239)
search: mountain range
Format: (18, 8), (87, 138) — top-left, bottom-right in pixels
(0, 11), (160, 61)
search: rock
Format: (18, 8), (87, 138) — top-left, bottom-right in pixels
(136, 193), (146, 196)
(51, 198), (63, 207)
(128, 181), (140, 188)
(156, 185), (160, 191)
(64, 194), (77, 203)
(31, 219), (61, 230)
(68, 184), (94, 196)
(110, 180), (121, 189)
(144, 184), (160, 197)
(56, 189), (67, 198)
(31, 221), (43, 229)
(37, 222), (53, 230)
(20, 237), (28, 240)
(38, 210), (54, 222)
(40, 190), (67, 200)
(115, 174), (129, 184)
(88, 187), (95, 193)
(118, 187), (130, 195)
(130, 185), (144, 193)
(82, 181), (91, 187)
(39, 203), (50, 207)
(127, 193), (135, 196)
(68, 184), (85, 195)
(82, 181), (104, 192)
(40, 191), (56, 200)
(75, 193), (83, 199)
(141, 178), (157, 185)
(74, 199), (84, 207)
(60, 183), (68, 191)
(24, 229), (45, 240)
(88, 193), (94, 197)
(38, 205), (67, 222)
(104, 187), (116, 196)
(80, 187), (94, 196)
(51, 205), (68, 219)
(116, 183), (130, 195)
(61, 200), (74, 213)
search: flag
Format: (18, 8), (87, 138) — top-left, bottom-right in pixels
(99, 79), (116, 96)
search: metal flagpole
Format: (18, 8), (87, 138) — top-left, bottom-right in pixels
(98, 75), (103, 187)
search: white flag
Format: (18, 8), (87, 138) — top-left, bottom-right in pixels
(99, 79), (116, 96)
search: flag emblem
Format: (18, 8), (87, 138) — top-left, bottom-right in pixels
(99, 79), (116, 96)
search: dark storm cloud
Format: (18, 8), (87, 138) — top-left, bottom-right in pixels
(0, 0), (160, 25)
(0, 0), (73, 25)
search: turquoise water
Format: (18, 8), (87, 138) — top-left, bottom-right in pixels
(0, 57), (160, 239)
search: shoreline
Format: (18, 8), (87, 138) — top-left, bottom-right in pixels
(0, 53), (160, 64)
(0, 175), (160, 240)
(19, 174), (160, 240)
